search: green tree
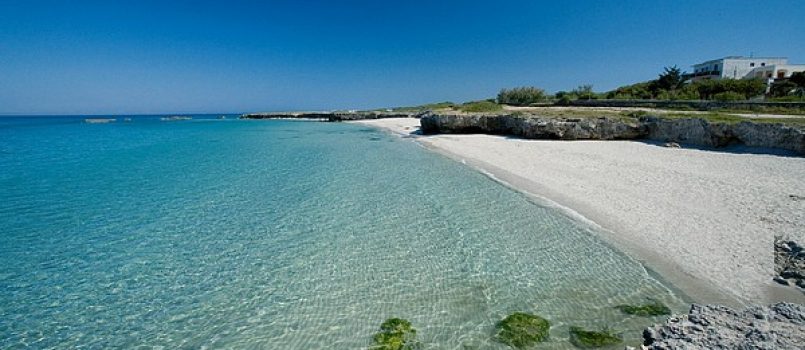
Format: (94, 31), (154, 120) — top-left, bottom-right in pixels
(790, 72), (805, 88)
(656, 65), (685, 91)
(572, 84), (596, 100)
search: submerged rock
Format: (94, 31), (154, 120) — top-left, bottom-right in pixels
(493, 312), (551, 348)
(568, 326), (622, 348)
(641, 303), (805, 349)
(84, 118), (116, 124)
(616, 300), (672, 317)
(160, 116), (192, 121)
(371, 318), (420, 350)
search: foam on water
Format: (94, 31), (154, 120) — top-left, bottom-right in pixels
(0, 117), (686, 349)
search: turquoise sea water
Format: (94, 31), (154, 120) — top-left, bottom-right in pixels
(0, 116), (685, 349)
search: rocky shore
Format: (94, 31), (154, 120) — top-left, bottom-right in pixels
(635, 303), (805, 349)
(419, 113), (805, 155)
(242, 111), (805, 154)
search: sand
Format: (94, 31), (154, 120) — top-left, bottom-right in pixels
(353, 118), (805, 306)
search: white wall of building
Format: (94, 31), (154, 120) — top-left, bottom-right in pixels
(722, 58), (787, 79)
(747, 64), (805, 79)
(691, 57), (788, 81)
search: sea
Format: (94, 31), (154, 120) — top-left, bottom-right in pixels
(0, 115), (686, 349)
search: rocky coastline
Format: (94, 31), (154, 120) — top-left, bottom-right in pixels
(242, 111), (805, 155)
(419, 113), (805, 155)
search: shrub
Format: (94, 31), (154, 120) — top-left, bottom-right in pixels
(606, 81), (654, 99)
(770, 94), (805, 102)
(692, 78), (766, 100)
(458, 100), (503, 113)
(497, 87), (547, 106)
(573, 84), (597, 100)
(615, 300), (671, 316)
(557, 95), (574, 105)
(790, 71), (805, 87)
(568, 326), (623, 348)
(371, 318), (420, 350)
(494, 312), (550, 348)
(713, 91), (745, 101)
(770, 80), (798, 97)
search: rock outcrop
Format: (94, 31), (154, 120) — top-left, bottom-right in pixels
(774, 238), (805, 291)
(419, 114), (646, 140)
(639, 303), (805, 349)
(419, 113), (805, 155)
(641, 117), (805, 153)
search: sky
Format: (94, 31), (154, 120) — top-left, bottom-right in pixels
(1, 0), (803, 115)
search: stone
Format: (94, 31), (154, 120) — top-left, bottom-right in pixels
(773, 276), (791, 285)
(493, 312), (551, 348)
(641, 303), (805, 349)
(616, 300), (672, 317)
(568, 326), (622, 348)
(372, 318), (420, 350)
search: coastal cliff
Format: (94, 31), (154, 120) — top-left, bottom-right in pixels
(419, 114), (646, 140)
(419, 113), (805, 155)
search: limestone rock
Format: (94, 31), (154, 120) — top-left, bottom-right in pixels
(418, 114), (804, 155)
(640, 303), (805, 349)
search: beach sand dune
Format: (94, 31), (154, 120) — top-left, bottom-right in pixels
(354, 118), (805, 305)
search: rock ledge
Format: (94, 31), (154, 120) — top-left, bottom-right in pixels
(636, 303), (805, 349)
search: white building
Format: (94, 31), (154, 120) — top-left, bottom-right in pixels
(690, 56), (805, 82)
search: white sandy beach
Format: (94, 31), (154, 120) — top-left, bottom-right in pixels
(354, 118), (805, 306)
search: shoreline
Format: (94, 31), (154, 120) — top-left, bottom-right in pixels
(352, 118), (805, 306)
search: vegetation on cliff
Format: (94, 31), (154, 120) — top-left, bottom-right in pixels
(606, 66), (767, 101)
(497, 87), (547, 106)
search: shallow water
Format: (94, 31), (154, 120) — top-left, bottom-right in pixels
(0, 116), (686, 349)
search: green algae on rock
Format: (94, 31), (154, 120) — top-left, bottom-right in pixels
(616, 300), (672, 316)
(371, 318), (421, 350)
(568, 326), (623, 348)
(493, 312), (551, 348)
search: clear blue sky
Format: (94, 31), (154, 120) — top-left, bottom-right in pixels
(1, 0), (803, 115)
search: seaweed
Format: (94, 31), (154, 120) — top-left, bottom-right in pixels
(568, 326), (622, 348)
(615, 300), (672, 316)
(371, 318), (421, 350)
(493, 312), (551, 348)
